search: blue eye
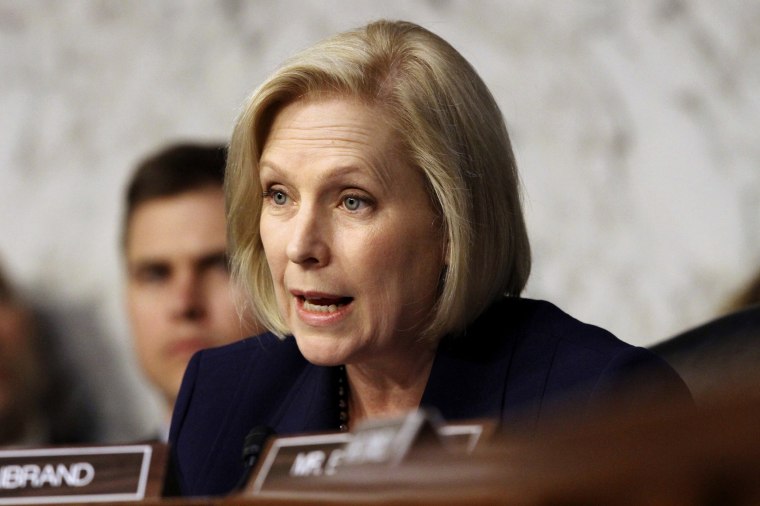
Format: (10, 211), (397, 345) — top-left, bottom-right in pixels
(343, 195), (363, 211)
(264, 189), (289, 205)
(273, 191), (287, 205)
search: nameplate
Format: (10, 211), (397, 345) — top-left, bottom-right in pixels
(341, 408), (441, 466)
(0, 443), (166, 504)
(438, 419), (497, 453)
(249, 432), (353, 494)
(246, 408), (496, 496)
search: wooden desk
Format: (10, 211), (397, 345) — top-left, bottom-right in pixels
(24, 385), (760, 505)
(230, 389), (760, 505)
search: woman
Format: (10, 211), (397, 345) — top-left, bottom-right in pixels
(167, 19), (690, 496)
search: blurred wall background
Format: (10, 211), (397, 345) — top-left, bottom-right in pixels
(1, 0), (758, 441)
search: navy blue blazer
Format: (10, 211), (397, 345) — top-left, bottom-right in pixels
(167, 297), (690, 497)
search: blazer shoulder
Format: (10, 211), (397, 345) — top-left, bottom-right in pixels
(480, 297), (628, 354)
(168, 333), (312, 496)
(180, 332), (307, 403)
(500, 298), (664, 377)
(485, 298), (691, 424)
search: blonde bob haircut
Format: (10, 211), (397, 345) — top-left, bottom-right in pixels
(227, 19), (531, 342)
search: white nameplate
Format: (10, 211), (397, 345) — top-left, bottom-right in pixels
(0, 444), (160, 504)
(249, 432), (353, 494)
(244, 410), (497, 496)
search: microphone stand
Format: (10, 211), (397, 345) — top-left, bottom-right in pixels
(232, 425), (276, 492)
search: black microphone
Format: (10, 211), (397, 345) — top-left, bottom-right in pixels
(233, 425), (276, 492)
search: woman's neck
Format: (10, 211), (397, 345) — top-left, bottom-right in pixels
(345, 346), (437, 428)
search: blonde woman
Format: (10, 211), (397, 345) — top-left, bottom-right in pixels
(166, 20), (690, 497)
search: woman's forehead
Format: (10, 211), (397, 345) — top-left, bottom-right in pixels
(259, 97), (415, 189)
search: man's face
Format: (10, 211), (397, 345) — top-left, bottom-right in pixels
(125, 186), (261, 409)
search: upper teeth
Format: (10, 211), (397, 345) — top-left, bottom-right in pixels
(304, 300), (340, 313)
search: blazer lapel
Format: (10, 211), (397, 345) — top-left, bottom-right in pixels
(420, 297), (554, 429)
(270, 364), (339, 434)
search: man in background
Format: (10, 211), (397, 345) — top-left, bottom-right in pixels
(122, 142), (263, 439)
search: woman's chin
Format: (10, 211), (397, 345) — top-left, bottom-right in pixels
(293, 336), (350, 366)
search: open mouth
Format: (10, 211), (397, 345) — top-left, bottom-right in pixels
(300, 296), (353, 313)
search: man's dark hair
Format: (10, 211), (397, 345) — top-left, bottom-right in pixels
(123, 142), (227, 248)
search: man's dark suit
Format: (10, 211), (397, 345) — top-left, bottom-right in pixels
(167, 297), (690, 497)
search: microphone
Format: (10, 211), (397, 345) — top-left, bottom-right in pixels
(233, 425), (276, 492)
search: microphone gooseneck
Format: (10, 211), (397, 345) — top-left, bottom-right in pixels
(233, 425), (276, 492)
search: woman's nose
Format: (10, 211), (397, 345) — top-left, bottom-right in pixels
(285, 204), (329, 267)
